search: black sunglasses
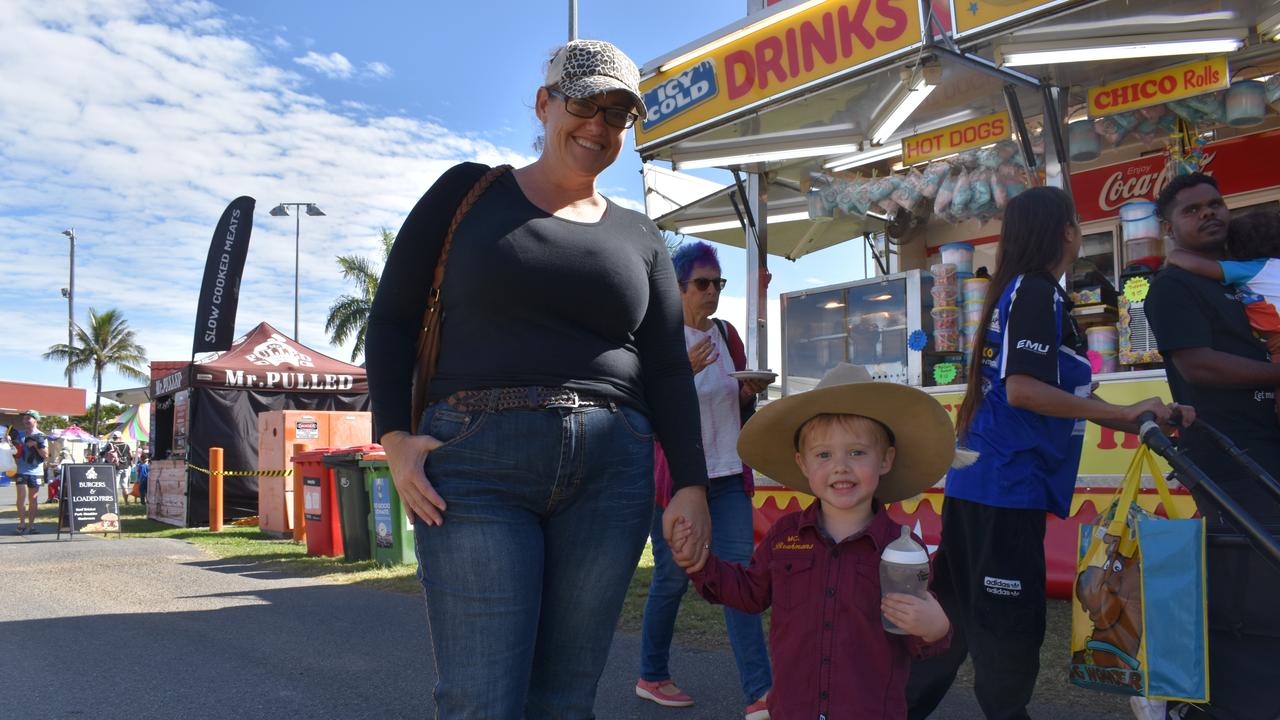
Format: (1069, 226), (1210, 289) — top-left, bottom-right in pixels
(548, 89), (639, 130)
(683, 277), (727, 292)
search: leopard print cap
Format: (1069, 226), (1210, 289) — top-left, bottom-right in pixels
(545, 39), (645, 114)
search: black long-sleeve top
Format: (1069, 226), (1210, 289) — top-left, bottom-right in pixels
(365, 162), (709, 492)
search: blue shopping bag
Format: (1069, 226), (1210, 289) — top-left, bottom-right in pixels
(1069, 445), (1209, 703)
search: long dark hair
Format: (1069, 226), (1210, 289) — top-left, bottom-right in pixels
(954, 186), (1077, 440)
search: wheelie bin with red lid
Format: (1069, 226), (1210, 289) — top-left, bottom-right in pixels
(291, 447), (342, 557)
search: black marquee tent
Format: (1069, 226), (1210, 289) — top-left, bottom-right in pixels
(150, 322), (369, 526)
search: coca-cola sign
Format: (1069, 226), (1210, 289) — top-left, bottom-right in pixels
(1095, 152), (1217, 213)
(1074, 129), (1280, 222)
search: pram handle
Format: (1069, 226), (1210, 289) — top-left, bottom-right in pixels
(1135, 413), (1280, 574)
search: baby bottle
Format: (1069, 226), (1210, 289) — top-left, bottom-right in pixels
(879, 525), (931, 634)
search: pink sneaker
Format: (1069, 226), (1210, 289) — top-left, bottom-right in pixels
(635, 678), (694, 708)
(744, 692), (769, 720)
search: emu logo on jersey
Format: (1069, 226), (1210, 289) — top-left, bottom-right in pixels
(1016, 339), (1050, 355)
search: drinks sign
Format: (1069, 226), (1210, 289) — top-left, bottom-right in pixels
(60, 464), (121, 536)
(1087, 57), (1229, 117)
(902, 111), (1010, 165)
(636, 0), (922, 149)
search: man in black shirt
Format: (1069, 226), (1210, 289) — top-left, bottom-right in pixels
(1146, 173), (1280, 720)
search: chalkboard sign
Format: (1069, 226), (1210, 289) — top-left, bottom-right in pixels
(59, 463), (122, 537)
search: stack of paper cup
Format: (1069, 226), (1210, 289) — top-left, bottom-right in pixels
(1087, 325), (1119, 373)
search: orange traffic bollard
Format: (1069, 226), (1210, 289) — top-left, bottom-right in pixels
(292, 442), (309, 543)
(209, 447), (224, 532)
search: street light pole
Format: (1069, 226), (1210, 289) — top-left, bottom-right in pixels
(61, 228), (76, 388)
(268, 203), (326, 342)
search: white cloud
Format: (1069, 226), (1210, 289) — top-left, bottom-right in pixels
(364, 61), (391, 79)
(609, 195), (644, 213)
(0, 1), (535, 388)
(293, 50), (353, 78)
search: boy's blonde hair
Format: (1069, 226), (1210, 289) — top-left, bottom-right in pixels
(795, 413), (894, 453)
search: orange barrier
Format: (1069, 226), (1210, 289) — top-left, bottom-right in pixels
(209, 447), (224, 532)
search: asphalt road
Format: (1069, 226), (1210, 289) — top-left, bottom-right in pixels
(1, 482), (1135, 719)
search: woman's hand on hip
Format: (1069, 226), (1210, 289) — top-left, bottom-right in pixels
(664, 485), (711, 572)
(688, 336), (719, 374)
(379, 430), (448, 526)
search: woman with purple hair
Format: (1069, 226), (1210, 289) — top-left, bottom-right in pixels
(636, 241), (773, 719)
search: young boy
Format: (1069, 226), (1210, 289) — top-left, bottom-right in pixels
(671, 363), (954, 720)
(1167, 211), (1280, 416)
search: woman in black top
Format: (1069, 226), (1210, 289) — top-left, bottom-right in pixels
(365, 40), (711, 718)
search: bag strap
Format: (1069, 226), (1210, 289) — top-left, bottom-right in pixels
(1143, 448), (1182, 519)
(1081, 445), (1149, 571)
(410, 164), (512, 424)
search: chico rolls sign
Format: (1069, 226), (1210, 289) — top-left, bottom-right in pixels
(637, 0), (921, 149)
(1087, 57), (1229, 117)
(902, 112), (1011, 165)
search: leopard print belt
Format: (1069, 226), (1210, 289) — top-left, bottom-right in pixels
(444, 386), (613, 413)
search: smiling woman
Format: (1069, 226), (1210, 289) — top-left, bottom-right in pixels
(364, 39), (714, 720)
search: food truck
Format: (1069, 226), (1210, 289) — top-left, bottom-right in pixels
(636, 0), (1280, 596)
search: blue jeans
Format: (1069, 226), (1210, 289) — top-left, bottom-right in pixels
(640, 474), (772, 704)
(414, 400), (655, 720)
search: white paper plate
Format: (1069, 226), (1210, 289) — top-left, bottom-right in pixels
(729, 370), (778, 382)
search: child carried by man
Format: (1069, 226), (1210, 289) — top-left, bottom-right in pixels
(1167, 211), (1280, 418)
(670, 363), (957, 720)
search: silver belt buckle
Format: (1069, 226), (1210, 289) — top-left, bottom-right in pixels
(546, 389), (580, 409)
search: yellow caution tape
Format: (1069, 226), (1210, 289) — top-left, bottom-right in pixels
(187, 464), (292, 477)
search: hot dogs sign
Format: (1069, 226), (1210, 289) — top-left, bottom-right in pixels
(636, 0), (922, 148)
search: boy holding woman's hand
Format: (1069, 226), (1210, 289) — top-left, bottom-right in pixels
(668, 363), (955, 720)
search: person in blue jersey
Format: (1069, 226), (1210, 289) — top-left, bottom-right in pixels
(906, 187), (1192, 720)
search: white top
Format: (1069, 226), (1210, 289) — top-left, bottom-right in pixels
(685, 323), (743, 479)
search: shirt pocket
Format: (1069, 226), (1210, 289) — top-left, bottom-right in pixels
(771, 554), (816, 610)
(852, 557), (884, 617)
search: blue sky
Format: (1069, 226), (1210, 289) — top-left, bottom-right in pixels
(0, 0), (867, 401)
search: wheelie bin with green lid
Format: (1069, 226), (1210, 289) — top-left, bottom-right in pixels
(322, 444), (382, 562)
(360, 451), (416, 566)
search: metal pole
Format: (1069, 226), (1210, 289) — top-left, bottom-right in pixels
(746, 173), (769, 373)
(569, 0), (577, 40)
(67, 229), (75, 387)
(294, 212), (301, 341)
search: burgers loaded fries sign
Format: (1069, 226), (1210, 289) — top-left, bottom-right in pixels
(59, 464), (122, 538)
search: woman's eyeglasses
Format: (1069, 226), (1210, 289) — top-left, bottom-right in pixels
(548, 89), (639, 130)
(683, 277), (727, 292)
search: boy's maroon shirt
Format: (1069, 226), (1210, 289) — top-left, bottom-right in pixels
(690, 504), (950, 720)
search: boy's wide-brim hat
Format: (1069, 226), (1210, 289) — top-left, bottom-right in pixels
(737, 363), (955, 503)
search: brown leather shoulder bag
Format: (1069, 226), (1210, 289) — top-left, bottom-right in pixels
(410, 164), (512, 427)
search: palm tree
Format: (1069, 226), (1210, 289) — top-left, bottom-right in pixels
(44, 308), (149, 436)
(326, 227), (394, 363)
